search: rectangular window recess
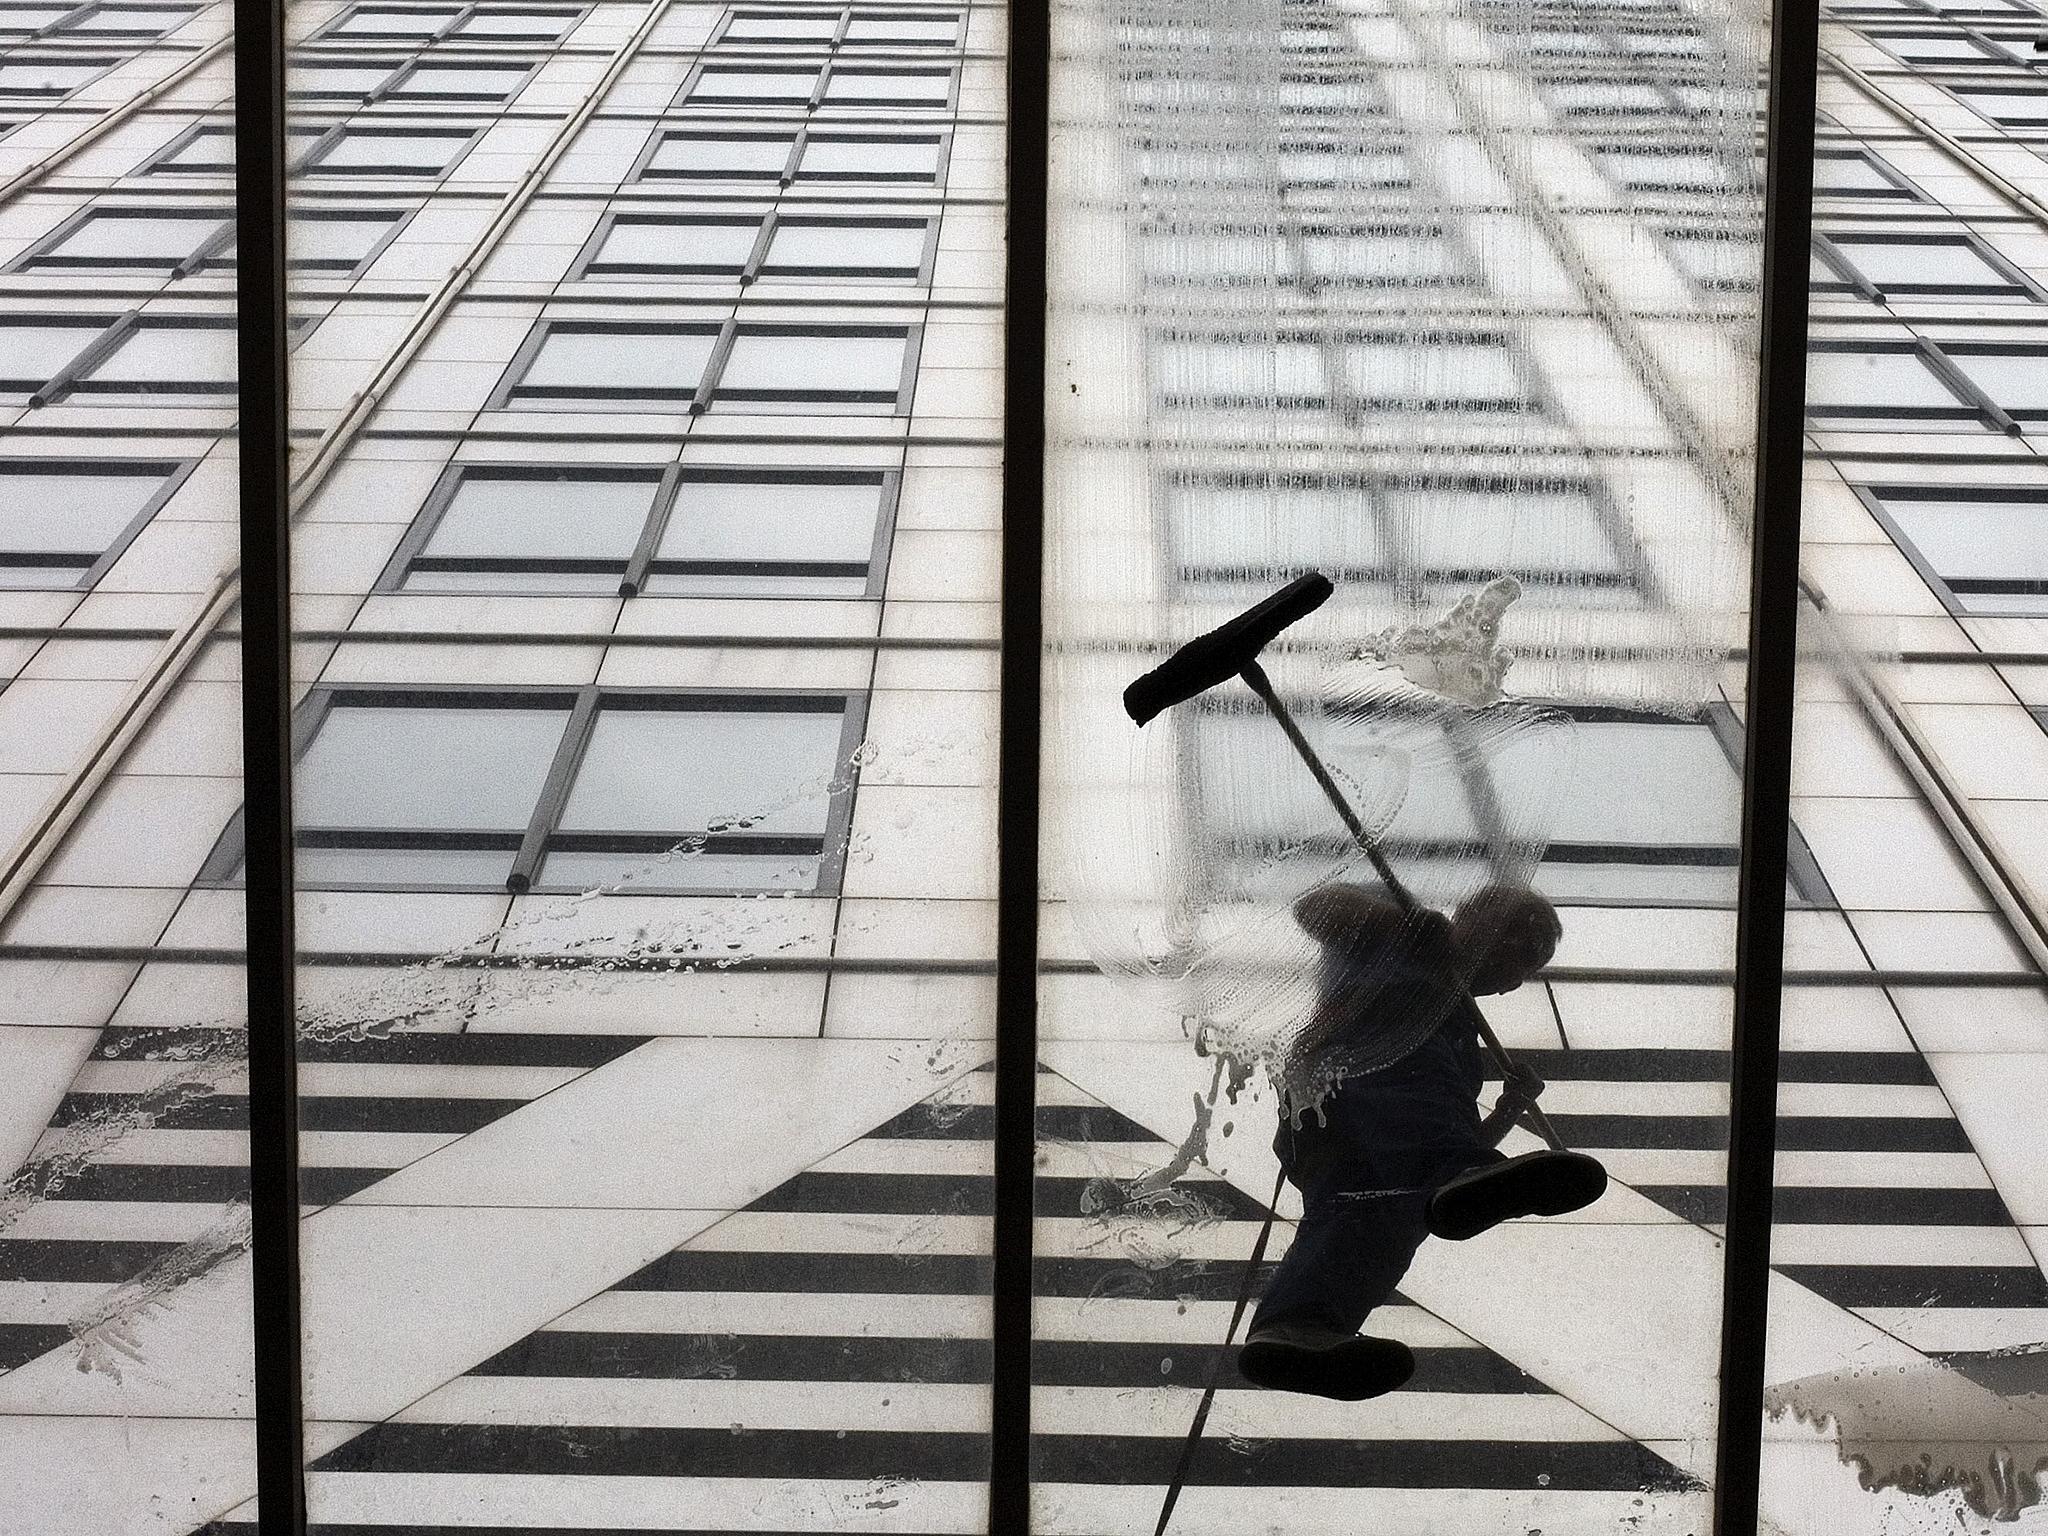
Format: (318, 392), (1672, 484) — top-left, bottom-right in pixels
(382, 462), (897, 597)
(202, 686), (869, 896)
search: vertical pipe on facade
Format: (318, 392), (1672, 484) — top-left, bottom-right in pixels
(991, 0), (1051, 1525)
(1712, 0), (1820, 1528)
(234, 0), (306, 1525)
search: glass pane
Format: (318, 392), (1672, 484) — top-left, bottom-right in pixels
(513, 325), (718, 399)
(296, 703), (571, 831)
(643, 131), (794, 177)
(281, 0), (1000, 1513)
(415, 470), (660, 574)
(1827, 236), (2013, 291)
(656, 474), (884, 565)
(713, 329), (907, 407)
(763, 218), (927, 274)
(1759, 207), (2048, 1526)
(1806, 348), (1967, 414)
(0, 0), (255, 1515)
(558, 707), (845, 835)
(588, 216), (760, 272)
(799, 133), (944, 179)
(1042, 0), (1766, 1518)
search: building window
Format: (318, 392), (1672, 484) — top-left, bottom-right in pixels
(0, 52), (123, 98)
(676, 59), (957, 109)
(495, 322), (723, 407)
(712, 8), (962, 48)
(843, 11), (960, 46)
(1954, 87), (2048, 129)
(77, 318), (236, 398)
(289, 58), (532, 106)
(636, 127), (950, 184)
(0, 458), (191, 588)
(1811, 147), (1921, 200)
(493, 319), (921, 414)
(1598, 144), (1747, 195)
(1940, 345), (2048, 426)
(572, 209), (934, 282)
(819, 65), (955, 107)
(759, 214), (930, 277)
(1167, 475), (1640, 608)
(201, 688), (869, 896)
(1189, 702), (1831, 907)
(681, 63), (823, 105)
(315, 1), (582, 39)
(58, 4), (195, 36)
(1865, 28), (2004, 62)
(1813, 231), (2039, 301)
(381, 463), (897, 597)
(713, 325), (916, 412)
(0, 6), (78, 38)
(797, 131), (947, 181)
(1661, 226), (1757, 292)
(320, 2), (464, 38)
(1803, 341), (1984, 426)
(1159, 332), (1533, 415)
(14, 207), (233, 274)
(301, 124), (483, 177)
(1861, 485), (2048, 615)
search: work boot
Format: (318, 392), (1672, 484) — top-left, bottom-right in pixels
(1426, 1150), (1608, 1241)
(1236, 1323), (1415, 1401)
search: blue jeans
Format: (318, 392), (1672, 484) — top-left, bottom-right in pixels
(1253, 1033), (1501, 1335)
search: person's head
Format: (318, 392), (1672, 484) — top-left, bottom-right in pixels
(1450, 884), (1561, 995)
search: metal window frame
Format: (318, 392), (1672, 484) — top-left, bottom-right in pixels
(1802, 336), (2015, 430)
(0, 47), (127, 100)
(1854, 480), (2048, 615)
(54, 312), (242, 401)
(12, 202), (237, 274)
(565, 204), (939, 284)
(1811, 145), (1927, 201)
(0, 454), (195, 588)
(486, 314), (926, 415)
(374, 458), (902, 598)
(1813, 225), (2045, 299)
(201, 683), (874, 898)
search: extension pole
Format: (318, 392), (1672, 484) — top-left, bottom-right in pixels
(1238, 661), (1566, 1152)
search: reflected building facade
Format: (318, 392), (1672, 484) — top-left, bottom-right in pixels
(0, 0), (2042, 1528)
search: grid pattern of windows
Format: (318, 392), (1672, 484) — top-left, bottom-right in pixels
(0, 1), (192, 38)
(380, 463), (899, 596)
(202, 688), (868, 895)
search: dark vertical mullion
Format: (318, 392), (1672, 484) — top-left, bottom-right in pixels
(235, 0), (305, 1519)
(510, 689), (601, 893)
(990, 0), (1048, 1523)
(1711, 0), (1819, 1523)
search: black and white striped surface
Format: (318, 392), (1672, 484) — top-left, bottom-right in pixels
(0, 1026), (649, 1376)
(188, 1063), (1704, 1535)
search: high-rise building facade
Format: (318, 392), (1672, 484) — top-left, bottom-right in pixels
(0, 0), (2040, 1528)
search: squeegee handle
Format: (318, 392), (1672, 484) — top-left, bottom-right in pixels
(1240, 664), (1566, 1153)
